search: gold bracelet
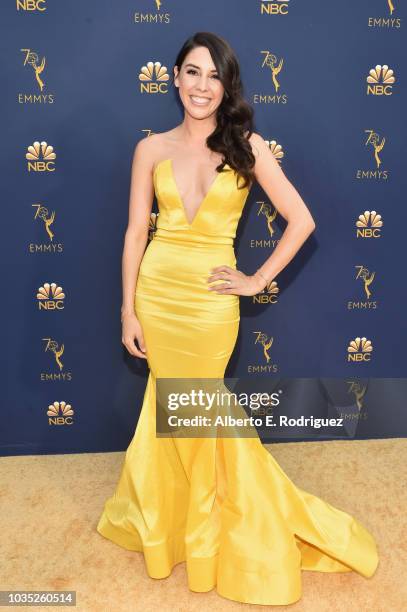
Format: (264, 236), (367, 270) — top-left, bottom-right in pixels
(256, 270), (269, 284)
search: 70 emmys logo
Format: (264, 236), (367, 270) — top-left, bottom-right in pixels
(261, 51), (284, 92)
(21, 48), (46, 91)
(254, 331), (274, 363)
(26, 141), (56, 171)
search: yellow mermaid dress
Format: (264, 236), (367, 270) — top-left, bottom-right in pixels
(96, 158), (379, 605)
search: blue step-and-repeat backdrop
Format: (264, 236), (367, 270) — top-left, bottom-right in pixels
(1, 1), (406, 455)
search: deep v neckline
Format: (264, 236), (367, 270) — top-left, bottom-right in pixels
(155, 158), (229, 227)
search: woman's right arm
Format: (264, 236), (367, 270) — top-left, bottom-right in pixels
(121, 136), (156, 359)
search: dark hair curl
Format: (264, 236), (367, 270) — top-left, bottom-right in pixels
(172, 31), (256, 190)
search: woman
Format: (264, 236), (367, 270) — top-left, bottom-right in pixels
(97, 32), (379, 605)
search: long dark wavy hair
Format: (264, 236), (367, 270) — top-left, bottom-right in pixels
(172, 32), (256, 190)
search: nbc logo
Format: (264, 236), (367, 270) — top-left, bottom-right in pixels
(366, 65), (395, 95)
(37, 282), (65, 310)
(149, 212), (159, 240)
(139, 61), (169, 94)
(265, 140), (284, 164)
(258, 0), (290, 16)
(16, 0), (47, 11)
(47, 401), (74, 425)
(253, 280), (279, 304)
(356, 211), (383, 238)
(347, 337), (373, 362)
(26, 141), (56, 171)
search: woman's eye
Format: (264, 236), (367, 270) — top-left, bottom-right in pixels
(186, 69), (219, 79)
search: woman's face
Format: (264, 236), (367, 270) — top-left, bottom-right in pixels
(174, 46), (225, 119)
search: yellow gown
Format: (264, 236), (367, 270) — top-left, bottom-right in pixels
(96, 158), (379, 605)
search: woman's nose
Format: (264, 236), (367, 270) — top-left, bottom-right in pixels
(197, 75), (210, 90)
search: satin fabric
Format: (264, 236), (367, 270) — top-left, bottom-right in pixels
(97, 158), (379, 605)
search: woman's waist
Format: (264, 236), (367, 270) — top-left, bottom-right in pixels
(151, 226), (235, 247)
(140, 234), (237, 278)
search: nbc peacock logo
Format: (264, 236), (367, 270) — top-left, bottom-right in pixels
(347, 337), (373, 362)
(149, 212), (159, 240)
(355, 211), (383, 238)
(16, 0), (47, 11)
(26, 141), (56, 172)
(257, 0), (291, 16)
(265, 140), (284, 164)
(47, 401), (74, 425)
(366, 65), (395, 95)
(253, 280), (280, 305)
(37, 282), (65, 310)
(139, 61), (170, 94)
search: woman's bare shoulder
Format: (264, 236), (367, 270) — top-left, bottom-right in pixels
(246, 131), (267, 154)
(134, 129), (178, 170)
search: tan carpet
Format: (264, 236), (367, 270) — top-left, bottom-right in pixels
(0, 438), (405, 611)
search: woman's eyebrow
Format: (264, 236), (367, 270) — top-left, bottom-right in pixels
(184, 63), (218, 72)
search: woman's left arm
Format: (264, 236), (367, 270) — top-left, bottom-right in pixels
(208, 132), (316, 296)
(248, 132), (316, 291)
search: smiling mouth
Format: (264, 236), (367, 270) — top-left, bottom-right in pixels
(190, 95), (211, 105)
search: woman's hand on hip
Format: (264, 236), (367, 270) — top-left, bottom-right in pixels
(207, 265), (267, 297)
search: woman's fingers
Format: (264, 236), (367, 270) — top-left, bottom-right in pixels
(208, 282), (234, 291)
(125, 340), (147, 358)
(122, 329), (148, 359)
